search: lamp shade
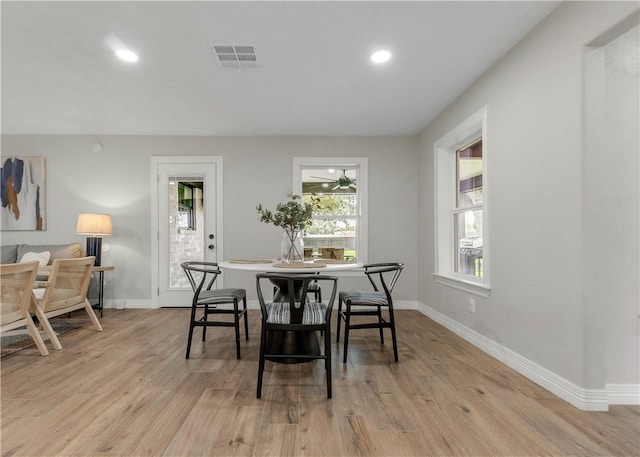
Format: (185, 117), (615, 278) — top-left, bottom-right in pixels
(76, 213), (112, 236)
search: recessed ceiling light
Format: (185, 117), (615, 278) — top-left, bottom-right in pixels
(371, 50), (392, 64)
(115, 48), (139, 63)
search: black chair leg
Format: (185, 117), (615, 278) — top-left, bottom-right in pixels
(233, 299), (241, 360)
(186, 324), (195, 359)
(186, 303), (198, 359)
(378, 305), (385, 345)
(389, 307), (399, 362)
(336, 297), (343, 343)
(343, 302), (351, 363)
(243, 297), (249, 341)
(325, 324), (332, 398)
(257, 327), (267, 399)
(202, 305), (208, 342)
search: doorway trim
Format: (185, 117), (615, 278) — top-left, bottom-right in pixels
(150, 156), (224, 308)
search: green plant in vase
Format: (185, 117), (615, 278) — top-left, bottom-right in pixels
(257, 194), (319, 262)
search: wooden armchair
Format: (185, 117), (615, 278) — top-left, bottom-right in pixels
(1, 261), (50, 356)
(31, 256), (103, 350)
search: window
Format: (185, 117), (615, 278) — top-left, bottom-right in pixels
(434, 107), (490, 296)
(455, 140), (483, 277)
(293, 157), (368, 263)
(303, 170), (357, 260)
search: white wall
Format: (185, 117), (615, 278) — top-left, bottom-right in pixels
(0, 135), (418, 303)
(600, 25), (639, 389)
(418, 1), (639, 394)
(584, 23), (639, 392)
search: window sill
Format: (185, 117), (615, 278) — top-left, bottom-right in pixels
(434, 273), (491, 298)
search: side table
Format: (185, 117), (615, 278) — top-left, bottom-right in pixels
(92, 265), (114, 317)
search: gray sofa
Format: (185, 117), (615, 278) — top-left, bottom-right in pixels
(1, 242), (83, 270)
(2, 241), (101, 308)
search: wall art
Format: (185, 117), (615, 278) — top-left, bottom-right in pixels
(1, 156), (46, 230)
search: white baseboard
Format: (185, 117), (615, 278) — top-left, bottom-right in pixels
(104, 299), (155, 309)
(416, 302), (610, 411)
(393, 300), (421, 310)
(607, 384), (640, 405)
(107, 299), (422, 311)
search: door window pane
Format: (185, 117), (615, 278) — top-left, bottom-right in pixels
(169, 178), (204, 288)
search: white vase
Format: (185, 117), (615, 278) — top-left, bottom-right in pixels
(281, 227), (304, 263)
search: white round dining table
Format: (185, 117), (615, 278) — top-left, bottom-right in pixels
(218, 259), (364, 273)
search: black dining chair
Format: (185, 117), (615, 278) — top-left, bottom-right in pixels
(336, 262), (404, 363)
(256, 273), (338, 399)
(181, 261), (248, 360)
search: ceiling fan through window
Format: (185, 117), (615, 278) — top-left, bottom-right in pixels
(309, 169), (357, 191)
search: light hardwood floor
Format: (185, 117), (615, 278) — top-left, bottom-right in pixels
(1, 308), (638, 456)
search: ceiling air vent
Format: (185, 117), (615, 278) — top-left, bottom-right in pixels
(210, 44), (259, 69)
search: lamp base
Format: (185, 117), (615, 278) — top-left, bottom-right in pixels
(86, 237), (102, 266)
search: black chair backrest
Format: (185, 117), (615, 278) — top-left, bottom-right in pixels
(181, 261), (221, 299)
(256, 273), (338, 324)
(364, 262), (404, 301)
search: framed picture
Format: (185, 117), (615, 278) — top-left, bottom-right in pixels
(1, 156), (46, 230)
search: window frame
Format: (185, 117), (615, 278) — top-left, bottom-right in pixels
(293, 157), (368, 264)
(434, 107), (491, 297)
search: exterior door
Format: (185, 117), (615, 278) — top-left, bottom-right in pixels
(151, 157), (223, 307)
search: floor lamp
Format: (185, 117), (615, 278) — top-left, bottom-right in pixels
(77, 213), (112, 266)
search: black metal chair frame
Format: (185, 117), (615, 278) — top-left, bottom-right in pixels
(256, 273), (338, 399)
(272, 274), (322, 303)
(336, 262), (404, 363)
(181, 261), (248, 360)
(307, 279), (322, 302)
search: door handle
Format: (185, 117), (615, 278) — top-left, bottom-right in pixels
(208, 244), (215, 250)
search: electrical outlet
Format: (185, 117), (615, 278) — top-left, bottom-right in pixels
(468, 298), (476, 314)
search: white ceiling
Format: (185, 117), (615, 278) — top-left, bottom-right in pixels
(1, 1), (559, 136)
